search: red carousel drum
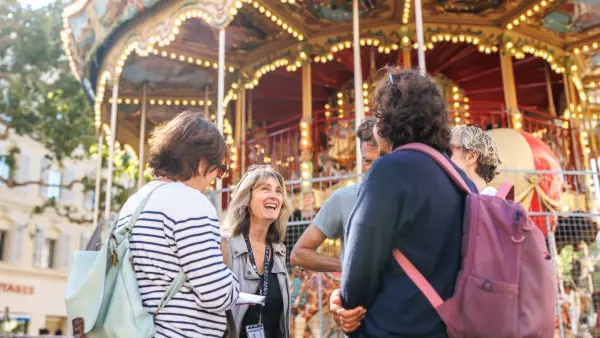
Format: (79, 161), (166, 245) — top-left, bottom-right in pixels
(487, 128), (563, 235)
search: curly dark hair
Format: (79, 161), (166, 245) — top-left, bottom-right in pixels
(355, 116), (378, 147)
(372, 67), (451, 153)
(147, 110), (229, 181)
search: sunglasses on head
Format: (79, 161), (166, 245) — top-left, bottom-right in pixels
(216, 163), (229, 179)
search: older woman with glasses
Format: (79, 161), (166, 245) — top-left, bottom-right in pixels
(221, 165), (292, 338)
(115, 111), (239, 337)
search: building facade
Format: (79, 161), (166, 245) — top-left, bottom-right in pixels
(0, 130), (96, 335)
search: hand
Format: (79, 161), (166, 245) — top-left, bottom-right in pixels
(329, 288), (366, 333)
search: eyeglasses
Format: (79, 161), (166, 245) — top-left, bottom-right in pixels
(216, 163), (229, 179)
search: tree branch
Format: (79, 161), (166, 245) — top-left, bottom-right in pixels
(49, 205), (92, 225)
(0, 177), (83, 189)
(0, 127), (9, 141)
(34, 201), (92, 225)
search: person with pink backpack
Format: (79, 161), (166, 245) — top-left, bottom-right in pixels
(332, 68), (555, 338)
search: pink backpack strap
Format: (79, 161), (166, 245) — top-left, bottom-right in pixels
(495, 182), (514, 201)
(397, 143), (473, 194)
(392, 143), (469, 313)
(392, 249), (444, 309)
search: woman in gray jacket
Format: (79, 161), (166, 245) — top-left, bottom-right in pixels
(221, 165), (292, 338)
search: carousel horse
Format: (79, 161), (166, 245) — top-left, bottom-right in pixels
(290, 268), (342, 337)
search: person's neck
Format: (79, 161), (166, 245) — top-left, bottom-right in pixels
(248, 216), (270, 244)
(471, 173), (487, 192)
(181, 176), (205, 193)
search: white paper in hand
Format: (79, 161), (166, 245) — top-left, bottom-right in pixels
(236, 292), (265, 306)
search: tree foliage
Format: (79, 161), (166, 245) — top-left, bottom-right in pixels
(0, 0), (95, 158)
(0, 0), (134, 223)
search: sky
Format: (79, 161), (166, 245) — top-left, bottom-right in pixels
(20, 0), (54, 9)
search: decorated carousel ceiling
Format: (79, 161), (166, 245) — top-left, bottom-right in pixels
(169, 8), (288, 56)
(284, 0), (383, 25)
(61, 0), (600, 135)
(423, 0), (518, 16)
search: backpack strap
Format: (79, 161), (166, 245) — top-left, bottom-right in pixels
(396, 143), (473, 194)
(391, 143), (467, 313)
(154, 270), (187, 317)
(112, 182), (186, 317)
(122, 182), (170, 235)
(496, 182), (514, 201)
(392, 249), (444, 310)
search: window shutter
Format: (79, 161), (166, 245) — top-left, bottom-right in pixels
(11, 223), (26, 265)
(0, 144), (7, 187)
(62, 168), (75, 203)
(59, 231), (71, 269)
(16, 152), (31, 192)
(39, 157), (51, 198)
(32, 224), (45, 267)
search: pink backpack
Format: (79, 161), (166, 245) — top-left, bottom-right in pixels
(395, 143), (556, 338)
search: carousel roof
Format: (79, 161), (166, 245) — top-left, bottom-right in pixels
(61, 0), (600, 145)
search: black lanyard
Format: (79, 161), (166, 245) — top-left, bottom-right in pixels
(243, 234), (271, 323)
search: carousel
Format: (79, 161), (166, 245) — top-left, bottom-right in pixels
(61, 0), (600, 336)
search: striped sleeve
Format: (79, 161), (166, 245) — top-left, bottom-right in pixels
(173, 213), (239, 312)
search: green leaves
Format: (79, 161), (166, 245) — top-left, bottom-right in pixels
(0, 0), (133, 222)
(1, 0), (95, 162)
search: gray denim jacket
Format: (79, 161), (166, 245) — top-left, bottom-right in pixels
(222, 234), (290, 338)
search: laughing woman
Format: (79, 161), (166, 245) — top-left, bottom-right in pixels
(221, 165), (292, 338)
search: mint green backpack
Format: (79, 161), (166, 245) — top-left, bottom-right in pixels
(64, 183), (186, 337)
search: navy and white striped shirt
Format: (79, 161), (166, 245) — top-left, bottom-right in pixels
(116, 181), (240, 338)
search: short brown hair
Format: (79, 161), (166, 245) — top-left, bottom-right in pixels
(147, 111), (229, 181)
(372, 67), (450, 153)
(355, 116), (378, 147)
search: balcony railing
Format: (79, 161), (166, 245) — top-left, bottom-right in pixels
(242, 102), (581, 179)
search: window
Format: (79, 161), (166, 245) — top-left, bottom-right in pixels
(0, 155), (9, 187)
(46, 170), (61, 200)
(0, 230), (6, 261)
(85, 190), (95, 210)
(40, 238), (56, 269)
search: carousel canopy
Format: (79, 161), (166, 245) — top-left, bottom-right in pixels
(61, 0), (600, 146)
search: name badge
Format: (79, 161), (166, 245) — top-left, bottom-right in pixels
(246, 323), (265, 338)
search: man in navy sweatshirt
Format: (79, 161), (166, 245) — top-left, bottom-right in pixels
(340, 68), (477, 338)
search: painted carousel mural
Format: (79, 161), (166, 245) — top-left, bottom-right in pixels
(61, 0), (600, 336)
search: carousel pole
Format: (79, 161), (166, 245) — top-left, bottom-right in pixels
(217, 29), (226, 134)
(353, 0), (365, 176)
(544, 66), (557, 116)
(216, 28), (226, 214)
(204, 85), (210, 120)
(414, 0), (426, 73)
(92, 130), (104, 229)
(248, 90), (253, 129)
(138, 82), (148, 189)
(241, 90), (247, 175)
(105, 79), (119, 220)
(403, 49), (412, 69)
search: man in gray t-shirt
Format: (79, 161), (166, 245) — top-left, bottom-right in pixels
(290, 117), (379, 272)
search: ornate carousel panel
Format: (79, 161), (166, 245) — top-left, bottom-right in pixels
(542, 0), (600, 35)
(283, 0), (389, 28)
(422, 0), (519, 18)
(428, 0), (512, 14)
(65, 0), (162, 78)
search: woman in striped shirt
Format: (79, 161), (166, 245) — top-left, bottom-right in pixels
(116, 111), (239, 337)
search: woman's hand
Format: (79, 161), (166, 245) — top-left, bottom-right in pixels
(329, 288), (366, 333)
